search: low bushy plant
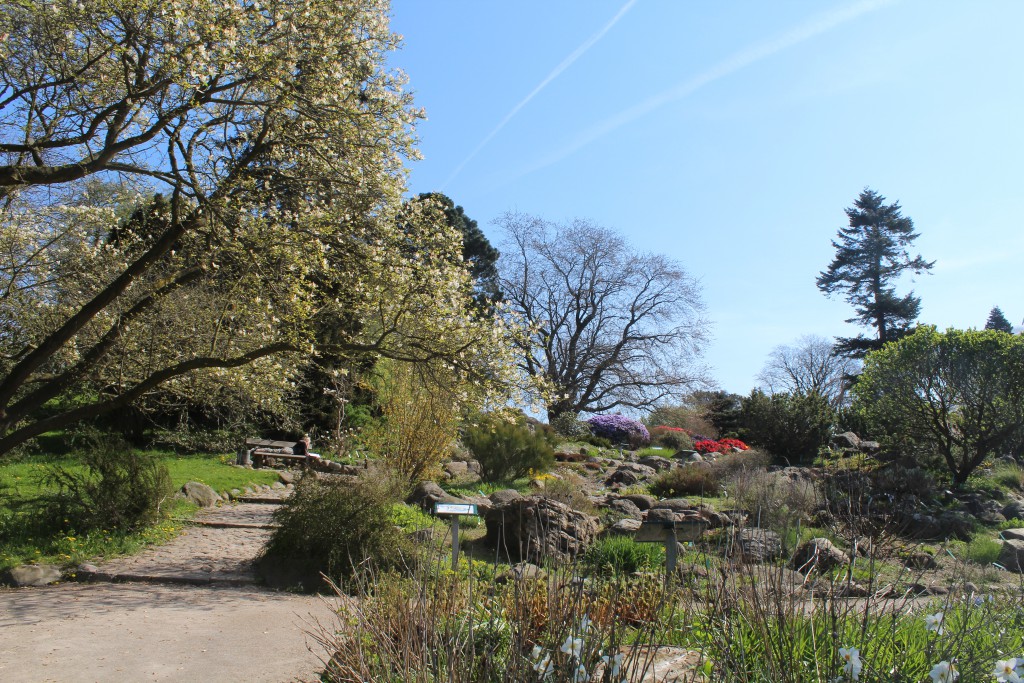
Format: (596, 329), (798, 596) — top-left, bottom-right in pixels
(649, 426), (694, 451)
(739, 389), (835, 464)
(539, 472), (597, 515)
(586, 414), (650, 447)
(40, 439), (173, 533)
(258, 474), (412, 589)
(462, 414), (555, 482)
(582, 536), (664, 576)
(649, 463), (720, 498)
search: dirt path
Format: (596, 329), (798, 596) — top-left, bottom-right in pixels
(0, 495), (340, 683)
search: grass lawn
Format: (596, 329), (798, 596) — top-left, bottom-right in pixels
(0, 449), (281, 572)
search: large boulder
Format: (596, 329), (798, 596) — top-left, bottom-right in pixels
(791, 537), (849, 573)
(181, 481), (221, 507)
(5, 564), (62, 587)
(997, 539), (1024, 573)
(637, 455), (675, 472)
(407, 481), (465, 513)
(621, 493), (656, 511)
(604, 498), (643, 520)
(831, 432), (861, 450)
(734, 528), (782, 563)
(1002, 528), (1024, 542)
(1002, 499), (1024, 521)
(485, 495), (599, 564)
(604, 463), (657, 487)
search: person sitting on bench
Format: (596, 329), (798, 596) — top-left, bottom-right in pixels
(293, 434), (321, 466)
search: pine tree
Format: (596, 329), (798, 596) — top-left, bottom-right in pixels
(817, 189), (934, 358)
(985, 306), (1013, 333)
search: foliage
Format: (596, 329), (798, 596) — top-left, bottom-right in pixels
(38, 439), (173, 533)
(724, 467), (819, 533)
(586, 414), (650, 447)
(758, 334), (859, 408)
(581, 536), (664, 576)
(0, 0), (526, 456)
(461, 414), (555, 483)
(739, 390), (836, 464)
(497, 213), (708, 420)
(649, 464), (721, 498)
(964, 535), (1002, 565)
(649, 426), (694, 451)
(259, 473), (411, 587)
(817, 188), (934, 358)
(549, 412), (592, 440)
(644, 402), (718, 436)
(360, 360), (462, 484)
(985, 306), (1014, 333)
(853, 327), (1024, 485)
(537, 472), (597, 515)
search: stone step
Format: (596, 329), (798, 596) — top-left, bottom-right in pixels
(75, 566), (260, 587)
(232, 495), (287, 504)
(191, 520), (279, 530)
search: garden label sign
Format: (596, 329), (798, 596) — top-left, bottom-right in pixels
(636, 518), (707, 578)
(434, 503), (478, 569)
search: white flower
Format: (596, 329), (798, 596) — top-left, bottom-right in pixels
(560, 636), (584, 659)
(839, 646), (862, 680)
(930, 660), (958, 682)
(571, 664), (588, 683)
(601, 652), (625, 678)
(579, 614), (593, 632)
(994, 658), (1023, 683)
(532, 653), (553, 677)
(925, 612), (945, 635)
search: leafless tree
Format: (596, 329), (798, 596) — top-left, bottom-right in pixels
(757, 334), (858, 407)
(498, 213), (708, 421)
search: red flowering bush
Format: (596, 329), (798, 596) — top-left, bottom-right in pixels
(718, 438), (749, 451)
(694, 439), (728, 454)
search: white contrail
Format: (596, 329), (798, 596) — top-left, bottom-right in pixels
(517, 0), (896, 176)
(441, 0), (639, 189)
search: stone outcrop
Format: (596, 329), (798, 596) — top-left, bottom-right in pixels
(5, 563), (62, 587)
(997, 539), (1024, 573)
(181, 481), (221, 507)
(734, 528), (782, 563)
(485, 495), (599, 564)
(791, 537), (849, 573)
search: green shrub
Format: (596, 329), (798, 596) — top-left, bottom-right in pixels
(739, 389), (835, 464)
(40, 439), (173, 533)
(649, 426), (694, 451)
(582, 536), (664, 576)
(549, 413), (591, 440)
(462, 414), (555, 482)
(991, 462), (1024, 492)
(649, 464), (720, 498)
(539, 473), (597, 515)
(258, 474), (412, 589)
(965, 535), (1002, 565)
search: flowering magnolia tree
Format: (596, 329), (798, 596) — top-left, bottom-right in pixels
(0, 0), (523, 454)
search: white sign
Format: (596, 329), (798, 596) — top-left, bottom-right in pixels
(434, 503), (478, 516)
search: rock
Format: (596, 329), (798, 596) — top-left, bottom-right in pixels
(903, 551), (938, 570)
(675, 450), (701, 462)
(621, 494), (656, 511)
(277, 471), (296, 485)
(609, 518), (643, 534)
(485, 495), (599, 564)
(181, 481), (221, 507)
(229, 488), (241, 499)
(407, 481), (464, 513)
(604, 463), (656, 487)
(444, 461), (469, 477)
(605, 498), (643, 520)
(1002, 500), (1024, 521)
(271, 481), (286, 490)
(5, 564), (62, 587)
(444, 461), (480, 482)
(962, 495), (1006, 524)
(859, 440), (881, 453)
(637, 455), (674, 472)
(791, 538), (849, 573)
(1002, 528), (1024, 542)
(695, 507), (733, 529)
(998, 539), (1024, 572)
(650, 498), (692, 512)
(489, 489), (523, 506)
(831, 432), (861, 449)
(495, 562), (547, 584)
(735, 528), (782, 563)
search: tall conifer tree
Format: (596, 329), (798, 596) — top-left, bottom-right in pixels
(817, 189), (934, 358)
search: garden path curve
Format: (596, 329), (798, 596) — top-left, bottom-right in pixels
(0, 493), (339, 683)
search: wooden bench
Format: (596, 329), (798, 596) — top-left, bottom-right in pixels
(241, 438), (309, 469)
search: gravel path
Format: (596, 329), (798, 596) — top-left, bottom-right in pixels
(0, 496), (340, 682)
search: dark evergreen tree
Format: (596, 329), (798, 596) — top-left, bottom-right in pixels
(985, 306), (1013, 333)
(415, 192), (502, 308)
(816, 189), (934, 358)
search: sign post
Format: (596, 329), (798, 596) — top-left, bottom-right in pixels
(434, 503), (478, 570)
(635, 517), (707, 582)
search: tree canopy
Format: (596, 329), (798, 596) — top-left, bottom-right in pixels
(497, 212), (708, 421)
(0, 0), (520, 454)
(757, 334), (858, 407)
(816, 189), (933, 357)
(853, 326), (1024, 486)
(985, 306), (1014, 333)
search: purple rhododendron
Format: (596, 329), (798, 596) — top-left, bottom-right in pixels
(585, 414), (650, 445)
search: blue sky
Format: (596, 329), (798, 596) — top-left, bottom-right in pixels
(389, 0), (1024, 396)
